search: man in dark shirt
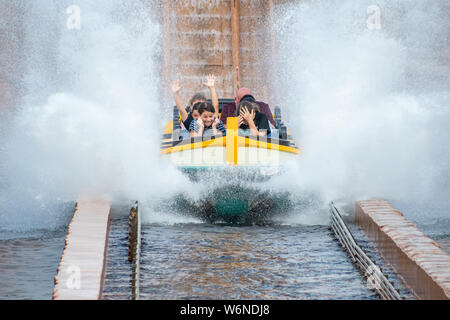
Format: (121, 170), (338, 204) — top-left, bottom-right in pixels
(238, 101), (271, 136)
(221, 88), (276, 127)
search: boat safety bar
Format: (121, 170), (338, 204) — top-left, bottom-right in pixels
(329, 202), (402, 300)
(128, 201), (141, 300)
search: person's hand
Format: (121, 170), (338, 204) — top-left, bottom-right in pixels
(238, 115), (245, 126)
(212, 118), (220, 128)
(203, 74), (216, 88)
(171, 80), (181, 93)
(240, 107), (255, 123)
(197, 119), (204, 130)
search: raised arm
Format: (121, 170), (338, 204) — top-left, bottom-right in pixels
(203, 74), (219, 118)
(172, 80), (188, 122)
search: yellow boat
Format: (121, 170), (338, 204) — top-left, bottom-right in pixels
(160, 100), (300, 224)
(161, 101), (300, 169)
(155, 1), (301, 223)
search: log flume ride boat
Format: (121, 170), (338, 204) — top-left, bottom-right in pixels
(158, 1), (300, 224)
(160, 100), (300, 224)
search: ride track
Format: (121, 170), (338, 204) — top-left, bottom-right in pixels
(56, 1), (421, 301)
(121, 202), (405, 300)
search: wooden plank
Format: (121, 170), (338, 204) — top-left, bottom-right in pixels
(231, 0), (241, 97)
(53, 200), (111, 300)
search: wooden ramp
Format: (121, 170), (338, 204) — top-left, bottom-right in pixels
(53, 201), (111, 300)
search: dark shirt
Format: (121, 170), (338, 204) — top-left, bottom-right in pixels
(221, 101), (276, 127)
(182, 113), (194, 130)
(189, 119), (226, 137)
(239, 112), (271, 135)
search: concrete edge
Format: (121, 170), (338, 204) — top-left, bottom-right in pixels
(355, 199), (450, 300)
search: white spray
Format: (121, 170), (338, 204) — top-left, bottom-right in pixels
(0, 0), (191, 232)
(274, 0), (450, 224)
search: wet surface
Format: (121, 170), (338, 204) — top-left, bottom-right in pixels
(102, 216), (133, 300)
(138, 223), (379, 300)
(436, 238), (450, 254)
(389, 199), (450, 242)
(346, 224), (416, 299)
(0, 229), (67, 300)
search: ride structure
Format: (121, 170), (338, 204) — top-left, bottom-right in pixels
(158, 1), (299, 223)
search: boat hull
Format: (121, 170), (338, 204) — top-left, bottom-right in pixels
(167, 183), (293, 225)
(160, 117), (300, 222)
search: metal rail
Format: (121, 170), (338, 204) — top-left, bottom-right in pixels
(128, 201), (141, 300)
(329, 202), (402, 300)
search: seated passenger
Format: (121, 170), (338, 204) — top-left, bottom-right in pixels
(221, 88), (276, 127)
(171, 74), (219, 131)
(190, 102), (226, 138)
(237, 101), (271, 137)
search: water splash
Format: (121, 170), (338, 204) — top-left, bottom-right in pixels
(0, 0), (191, 233)
(1, 1), (448, 232)
(275, 0), (450, 223)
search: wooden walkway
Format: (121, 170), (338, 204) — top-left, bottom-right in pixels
(52, 201), (111, 300)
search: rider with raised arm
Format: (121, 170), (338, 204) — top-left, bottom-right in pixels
(171, 75), (219, 131)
